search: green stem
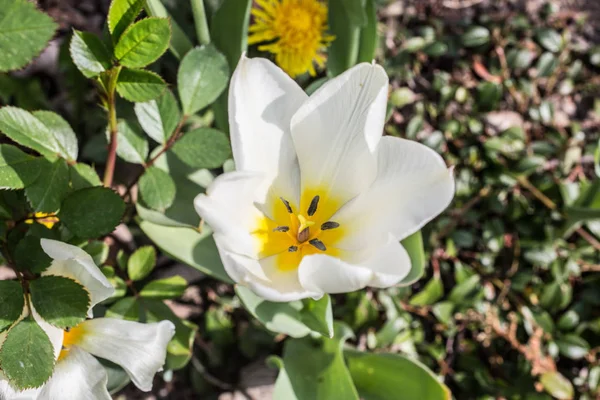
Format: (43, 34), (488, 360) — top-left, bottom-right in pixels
(191, 0), (211, 45)
(103, 67), (122, 188)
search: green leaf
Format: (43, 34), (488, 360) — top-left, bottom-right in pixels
(536, 52), (558, 77)
(84, 240), (110, 265)
(171, 128), (231, 168)
(398, 230), (425, 285)
(139, 166), (176, 211)
(0, 280), (24, 333)
(556, 334), (590, 360)
(32, 111), (79, 162)
(0, 107), (75, 159)
(272, 323), (359, 400)
(327, 0), (361, 77)
(540, 371), (574, 399)
(69, 163), (102, 190)
(0, 0), (57, 72)
(112, 119), (148, 164)
(410, 276), (443, 306)
(461, 26), (490, 47)
(30, 275), (90, 328)
(116, 68), (167, 103)
(127, 245), (156, 281)
(105, 296), (140, 321)
(0, 144), (42, 189)
(300, 295), (333, 338)
(145, 0), (194, 60)
(14, 236), (52, 273)
(139, 275), (187, 299)
(25, 158), (69, 213)
(177, 45), (229, 116)
(59, 187), (126, 239)
(356, 0), (377, 63)
(345, 349), (451, 400)
(448, 275), (481, 304)
(69, 30), (113, 78)
(134, 89), (181, 144)
(536, 28), (563, 53)
(114, 17), (171, 68)
(138, 219), (231, 283)
(0, 317), (54, 390)
(108, 0), (145, 41)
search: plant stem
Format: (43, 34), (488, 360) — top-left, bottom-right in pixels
(191, 0), (211, 45)
(103, 68), (122, 188)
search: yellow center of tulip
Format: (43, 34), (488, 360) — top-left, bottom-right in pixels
(58, 324), (86, 361)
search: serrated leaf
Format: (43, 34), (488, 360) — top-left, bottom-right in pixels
(116, 68), (167, 103)
(139, 275), (186, 299)
(69, 30), (112, 78)
(0, 144), (42, 189)
(128, 245), (156, 281)
(25, 158), (69, 213)
(145, 0), (193, 60)
(139, 166), (176, 211)
(30, 275), (90, 328)
(0, 0), (57, 72)
(177, 45), (229, 116)
(134, 89), (181, 144)
(0, 317), (54, 390)
(69, 163), (101, 190)
(114, 17), (171, 69)
(59, 187), (126, 239)
(0, 280), (24, 333)
(171, 128), (230, 168)
(14, 236), (52, 273)
(108, 0), (145, 41)
(32, 111), (78, 162)
(110, 119), (148, 164)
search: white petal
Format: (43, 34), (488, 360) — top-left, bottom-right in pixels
(75, 318), (175, 392)
(0, 374), (40, 400)
(357, 235), (412, 288)
(334, 136), (455, 248)
(31, 304), (64, 361)
(290, 63), (388, 207)
(40, 239), (114, 317)
(298, 254), (373, 295)
(38, 347), (110, 400)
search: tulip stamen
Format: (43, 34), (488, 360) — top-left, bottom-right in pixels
(309, 238), (326, 251)
(307, 195), (319, 216)
(320, 221), (339, 230)
(280, 197), (293, 213)
(273, 226), (290, 232)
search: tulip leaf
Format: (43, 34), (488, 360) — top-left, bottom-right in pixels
(145, 0), (193, 60)
(108, 0), (144, 41)
(327, 0), (362, 77)
(14, 236), (53, 274)
(116, 68), (167, 103)
(0, 0), (57, 72)
(25, 158), (69, 213)
(139, 166), (176, 212)
(0, 280), (24, 333)
(398, 230), (425, 285)
(171, 128), (231, 169)
(127, 245), (156, 281)
(114, 17), (171, 69)
(139, 275), (187, 299)
(70, 30), (113, 78)
(112, 119), (148, 165)
(0, 317), (55, 390)
(59, 187), (126, 239)
(0, 144), (43, 190)
(356, 0), (377, 63)
(177, 45), (229, 116)
(300, 295), (334, 338)
(134, 89), (181, 144)
(30, 276), (90, 329)
(344, 349), (452, 400)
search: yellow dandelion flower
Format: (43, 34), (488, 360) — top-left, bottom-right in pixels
(248, 0), (334, 78)
(25, 212), (59, 229)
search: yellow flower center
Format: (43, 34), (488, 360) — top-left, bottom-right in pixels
(248, 0), (334, 77)
(58, 323), (86, 361)
(251, 189), (345, 271)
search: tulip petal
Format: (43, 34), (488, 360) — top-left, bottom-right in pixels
(0, 373), (40, 400)
(31, 304), (64, 360)
(352, 234), (412, 288)
(40, 239), (114, 317)
(74, 318), (174, 392)
(38, 347), (110, 400)
(290, 63), (388, 211)
(298, 254), (373, 294)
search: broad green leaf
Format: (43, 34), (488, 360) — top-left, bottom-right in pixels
(112, 119), (148, 164)
(398, 230), (425, 285)
(0, 144), (42, 189)
(30, 276), (90, 328)
(556, 334), (590, 360)
(84, 240), (110, 265)
(0, 317), (54, 390)
(105, 296), (140, 321)
(236, 285), (311, 338)
(69, 163), (102, 190)
(339, 0), (367, 26)
(108, 0), (144, 41)
(345, 349), (451, 400)
(177, 45), (229, 116)
(536, 52), (558, 77)
(0, 280), (24, 333)
(145, 0), (194, 60)
(116, 68), (167, 103)
(14, 236), (52, 273)
(0, 0), (57, 72)
(25, 158), (69, 213)
(461, 26), (490, 47)
(536, 28), (563, 53)
(139, 166), (176, 211)
(114, 17), (171, 69)
(356, 0), (377, 63)
(272, 323), (359, 400)
(59, 187), (126, 239)
(138, 220), (231, 283)
(171, 128), (231, 168)
(127, 245), (156, 281)
(540, 372), (574, 399)
(134, 89), (181, 144)
(300, 295), (333, 338)
(327, 0), (361, 77)
(0, 107), (74, 159)
(140, 275), (187, 299)
(69, 30), (113, 78)
(32, 111), (78, 162)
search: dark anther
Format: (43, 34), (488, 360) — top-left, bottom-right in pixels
(309, 238), (326, 251)
(65, 327), (71, 332)
(288, 245), (298, 252)
(307, 195), (320, 216)
(280, 197), (293, 213)
(273, 226), (290, 232)
(321, 221), (339, 230)
(297, 228), (310, 243)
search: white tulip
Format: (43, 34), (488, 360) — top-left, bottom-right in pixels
(194, 56), (455, 302)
